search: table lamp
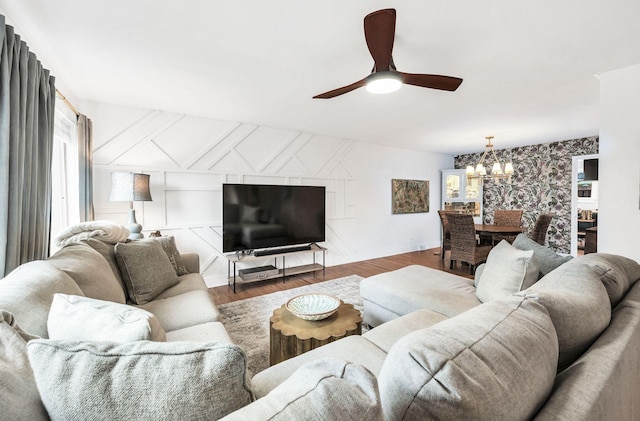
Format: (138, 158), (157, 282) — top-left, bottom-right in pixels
(109, 172), (152, 239)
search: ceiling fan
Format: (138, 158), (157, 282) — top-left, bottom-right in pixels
(313, 8), (463, 99)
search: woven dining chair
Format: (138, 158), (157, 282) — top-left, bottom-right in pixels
(530, 213), (553, 245)
(491, 209), (524, 244)
(437, 210), (454, 260)
(448, 213), (492, 275)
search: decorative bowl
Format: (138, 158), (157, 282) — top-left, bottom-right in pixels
(286, 293), (341, 321)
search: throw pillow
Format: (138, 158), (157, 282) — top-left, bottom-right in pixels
(114, 239), (179, 305)
(476, 240), (540, 302)
(47, 294), (166, 342)
(153, 236), (189, 276)
(222, 358), (383, 421)
(0, 310), (48, 421)
(27, 340), (252, 421)
(512, 233), (573, 277)
(378, 295), (558, 421)
(240, 205), (260, 223)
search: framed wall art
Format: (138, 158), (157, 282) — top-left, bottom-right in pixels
(392, 179), (429, 214)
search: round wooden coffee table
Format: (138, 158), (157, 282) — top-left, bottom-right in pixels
(269, 301), (362, 366)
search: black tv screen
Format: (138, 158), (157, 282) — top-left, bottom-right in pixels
(222, 184), (326, 253)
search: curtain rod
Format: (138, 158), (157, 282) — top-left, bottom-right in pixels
(55, 89), (80, 117)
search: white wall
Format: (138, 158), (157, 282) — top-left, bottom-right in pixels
(80, 100), (453, 286)
(598, 62), (640, 261)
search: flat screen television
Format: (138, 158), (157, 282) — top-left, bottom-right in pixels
(222, 184), (326, 253)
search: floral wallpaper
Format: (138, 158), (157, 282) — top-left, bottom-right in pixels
(454, 136), (599, 253)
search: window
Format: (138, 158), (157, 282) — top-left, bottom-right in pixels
(50, 98), (79, 254)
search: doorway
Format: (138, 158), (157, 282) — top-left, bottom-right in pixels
(571, 154), (599, 256)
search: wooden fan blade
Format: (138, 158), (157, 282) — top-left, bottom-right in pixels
(313, 78), (367, 99)
(398, 72), (463, 91)
(364, 9), (396, 72)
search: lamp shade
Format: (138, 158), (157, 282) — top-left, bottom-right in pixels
(109, 172), (152, 202)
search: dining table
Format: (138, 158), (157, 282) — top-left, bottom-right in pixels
(474, 224), (525, 236)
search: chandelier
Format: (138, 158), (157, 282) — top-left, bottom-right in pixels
(465, 136), (514, 181)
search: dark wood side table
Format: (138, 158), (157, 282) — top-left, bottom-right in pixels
(585, 227), (598, 254)
(269, 301), (361, 366)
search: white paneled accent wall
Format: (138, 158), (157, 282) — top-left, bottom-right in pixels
(82, 100), (453, 287)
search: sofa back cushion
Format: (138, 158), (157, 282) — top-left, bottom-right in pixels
(28, 339), (252, 420)
(576, 253), (640, 307)
(523, 261), (611, 370)
(48, 243), (126, 304)
(0, 311), (48, 421)
(378, 295), (558, 421)
(476, 240), (540, 302)
(0, 260), (84, 338)
(48, 294), (166, 342)
(82, 238), (127, 293)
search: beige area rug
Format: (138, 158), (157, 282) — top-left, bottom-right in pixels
(218, 275), (364, 376)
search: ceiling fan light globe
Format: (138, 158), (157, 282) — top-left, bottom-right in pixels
(365, 72), (402, 94)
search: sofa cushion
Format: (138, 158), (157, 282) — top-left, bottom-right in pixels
(221, 358), (382, 421)
(476, 240), (540, 302)
(165, 322), (231, 343)
(513, 233), (573, 277)
(362, 309), (448, 354)
(576, 253), (640, 307)
(136, 289), (221, 331)
(360, 265), (481, 322)
(0, 260), (84, 338)
(153, 236), (188, 276)
(0, 311), (48, 421)
(523, 261), (611, 370)
(48, 294), (166, 342)
(114, 239), (179, 305)
(251, 335), (388, 399)
(378, 295), (558, 421)
(48, 243), (126, 304)
(27, 340), (252, 421)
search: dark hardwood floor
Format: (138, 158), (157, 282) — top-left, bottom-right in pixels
(209, 247), (474, 305)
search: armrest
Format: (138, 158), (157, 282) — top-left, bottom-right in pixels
(474, 263), (485, 287)
(181, 253), (200, 274)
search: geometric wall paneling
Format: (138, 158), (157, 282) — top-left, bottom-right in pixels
(296, 135), (348, 176)
(235, 126), (301, 173)
(93, 111), (183, 166)
(165, 190), (221, 226)
(88, 99), (451, 287)
(188, 123), (256, 171)
(165, 172), (223, 191)
(152, 115), (239, 168)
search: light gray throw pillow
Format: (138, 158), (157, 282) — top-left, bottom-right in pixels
(48, 293), (166, 342)
(221, 358), (383, 421)
(115, 239), (179, 304)
(476, 240), (540, 302)
(27, 340), (252, 421)
(0, 311), (48, 421)
(378, 295), (558, 421)
(513, 233), (573, 277)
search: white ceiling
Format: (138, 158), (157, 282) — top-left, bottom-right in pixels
(1, 0), (639, 155)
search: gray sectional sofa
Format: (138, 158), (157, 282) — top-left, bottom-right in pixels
(3, 230), (640, 420)
(251, 235), (640, 420)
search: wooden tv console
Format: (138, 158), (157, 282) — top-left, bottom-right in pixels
(226, 244), (326, 293)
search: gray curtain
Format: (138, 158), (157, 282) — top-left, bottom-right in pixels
(0, 16), (56, 276)
(77, 114), (94, 222)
